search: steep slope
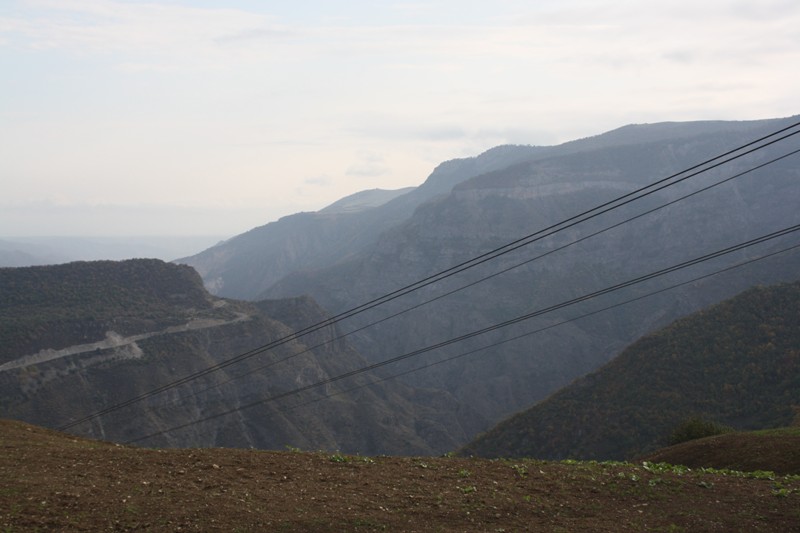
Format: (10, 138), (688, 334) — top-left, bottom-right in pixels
(460, 282), (800, 460)
(177, 145), (541, 300)
(0, 260), (463, 455)
(318, 187), (416, 214)
(262, 116), (800, 446)
(180, 117), (795, 301)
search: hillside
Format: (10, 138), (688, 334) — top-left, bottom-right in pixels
(174, 116), (800, 455)
(641, 428), (800, 475)
(0, 259), (463, 455)
(259, 116), (800, 446)
(176, 144), (540, 299)
(2, 419), (799, 532)
(0, 259), (214, 359)
(460, 282), (800, 461)
(318, 187), (416, 214)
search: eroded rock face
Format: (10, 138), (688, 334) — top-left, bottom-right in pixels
(257, 117), (800, 445)
(11, 117), (799, 458)
(0, 259), (464, 456)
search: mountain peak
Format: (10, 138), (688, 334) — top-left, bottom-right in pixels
(318, 187), (416, 214)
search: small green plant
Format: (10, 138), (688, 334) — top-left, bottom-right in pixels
(284, 445), (301, 453)
(458, 469), (471, 478)
(329, 452), (349, 463)
(459, 485), (477, 494)
(511, 464), (528, 478)
(772, 482), (795, 497)
(642, 461), (690, 475)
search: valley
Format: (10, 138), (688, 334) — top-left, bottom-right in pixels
(2, 117), (799, 464)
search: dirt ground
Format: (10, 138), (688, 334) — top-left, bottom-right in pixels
(1, 420), (799, 532)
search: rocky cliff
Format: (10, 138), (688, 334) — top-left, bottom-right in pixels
(179, 116), (800, 452)
(0, 260), (464, 455)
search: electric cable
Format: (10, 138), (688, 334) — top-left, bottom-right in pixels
(125, 222), (800, 444)
(58, 120), (800, 431)
(155, 145), (800, 410)
(277, 240), (800, 417)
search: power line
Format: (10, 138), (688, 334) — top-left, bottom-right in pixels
(126, 222), (800, 444)
(154, 145), (800, 410)
(58, 121), (800, 431)
(277, 241), (800, 418)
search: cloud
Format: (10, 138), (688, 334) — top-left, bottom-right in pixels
(346, 163), (389, 178)
(349, 119), (468, 142)
(345, 151), (389, 178)
(303, 176), (331, 187)
(214, 27), (295, 45)
(2, 0), (278, 69)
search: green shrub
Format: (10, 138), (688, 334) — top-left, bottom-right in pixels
(669, 417), (733, 445)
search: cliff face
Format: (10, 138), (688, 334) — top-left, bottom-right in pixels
(170, 117), (800, 453)
(260, 117), (800, 442)
(176, 145), (543, 300)
(0, 260), (464, 455)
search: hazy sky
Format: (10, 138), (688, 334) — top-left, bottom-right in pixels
(2, 0), (799, 237)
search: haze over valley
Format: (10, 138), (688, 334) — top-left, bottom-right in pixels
(3, 116), (800, 459)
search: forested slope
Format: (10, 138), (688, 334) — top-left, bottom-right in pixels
(461, 282), (800, 460)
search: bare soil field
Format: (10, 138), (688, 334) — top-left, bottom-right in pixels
(1, 419), (799, 532)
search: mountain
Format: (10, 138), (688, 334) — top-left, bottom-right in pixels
(460, 282), (800, 460)
(0, 259), (465, 455)
(318, 187), (416, 214)
(179, 116), (800, 453)
(0, 238), (67, 267)
(0, 235), (227, 267)
(262, 117), (800, 436)
(177, 144), (541, 299)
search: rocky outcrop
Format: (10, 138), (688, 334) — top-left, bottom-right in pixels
(0, 260), (464, 455)
(176, 116), (800, 453)
(261, 116), (800, 445)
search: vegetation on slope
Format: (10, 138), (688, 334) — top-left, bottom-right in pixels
(0, 260), (466, 455)
(642, 427), (800, 475)
(461, 281), (800, 461)
(0, 259), (217, 361)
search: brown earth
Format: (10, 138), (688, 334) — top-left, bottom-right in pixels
(641, 428), (800, 475)
(1, 419), (799, 532)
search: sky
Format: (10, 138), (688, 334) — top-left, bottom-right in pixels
(1, 0), (799, 238)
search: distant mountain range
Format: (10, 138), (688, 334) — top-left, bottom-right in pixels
(460, 281), (800, 460)
(0, 235), (226, 267)
(179, 115), (800, 449)
(4, 116), (800, 458)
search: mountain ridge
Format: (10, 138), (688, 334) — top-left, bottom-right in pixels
(175, 115), (800, 454)
(0, 259), (464, 455)
(460, 281), (800, 460)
